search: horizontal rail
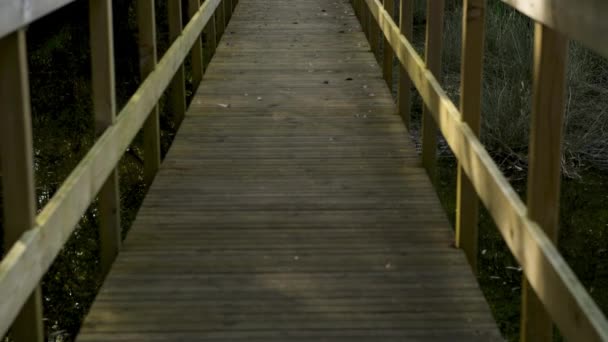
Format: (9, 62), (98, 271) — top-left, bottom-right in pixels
(362, 0), (608, 340)
(0, 0), (221, 335)
(0, 0), (77, 40)
(500, 0), (608, 59)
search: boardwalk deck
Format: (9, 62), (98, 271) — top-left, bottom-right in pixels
(78, 0), (501, 340)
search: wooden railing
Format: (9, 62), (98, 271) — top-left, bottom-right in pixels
(0, 0), (237, 340)
(351, 0), (608, 341)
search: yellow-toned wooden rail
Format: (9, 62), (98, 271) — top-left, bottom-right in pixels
(0, 0), (238, 340)
(353, 0), (608, 340)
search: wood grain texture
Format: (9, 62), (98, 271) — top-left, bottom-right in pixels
(78, 0), (500, 340)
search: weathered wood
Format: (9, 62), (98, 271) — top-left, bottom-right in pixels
(397, 0), (413, 127)
(136, 0), (161, 187)
(420, 0), (443, 179)
(455, 0), (485, 273)
(382, 0), (394, 89)
(0, 0), (221, 337)
(216, 0), (226, 40)
(520, 23), (568, 342)
(369, 5), (380, 62)
(188, 0), (204, 88)
(362, 0), (608, 339)
(78, 0), (500, 340)
(0, 29), (44, 342)
(89, 0), (121, 276)
(168, 0), (187, 126)
(203, 13), (217, 69)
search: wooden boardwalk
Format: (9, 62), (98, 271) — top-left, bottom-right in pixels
(78, 0), (501, 340)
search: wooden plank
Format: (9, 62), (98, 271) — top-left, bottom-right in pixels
(136, 0), (161, 186)
(382, 0), (394, 89)
(0, 0), (222, 337)
(455, 0), (485, 273)
(397, 0), (413, 127)
(0, 29), (44, 342)
(420, 0), (443, 180)
(168, 0), (187, 126)
(520, 23), (568, 342)
(89, 0), (121, 276)
(188, 0), (204, 88)
(362, 0), (608, 339)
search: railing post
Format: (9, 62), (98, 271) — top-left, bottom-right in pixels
(398, 0), (413, 127)
(136, 0), (161, 187)
(361, 1), (369, 41)
(204, 14), (217, 70)
(188, 0), (204, 88)
(216, 0), (226, 41)
(0, 29), (45, 342)
(455, 0), (485, 273)
(90, 0), (122, 276)
(520, 23), (568, 342)
(369, 5), (380, 62)
(420, 0), (444, 179)
(168, 0), (187, 126)
(382, 0), (394, 89)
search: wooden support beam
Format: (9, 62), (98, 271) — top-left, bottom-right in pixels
(455, 0), (485, 273)
(520, 23), (568, 342)
(216, 0), (226, 40)
(369, 6), (380, 62)
(136, 0), (161, 187)
(168, 0), (187, 127)
(204, 14), (217, 69)
(89, 0), (121, 276)
(420, 0), (444, 180)
(0, 29), (44, 342)
(398, 0), (413, 127)
(188, 0), (204, 88)
(382, 0), (394, 89)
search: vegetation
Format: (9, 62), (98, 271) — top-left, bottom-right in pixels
(0, 0), (606, 341)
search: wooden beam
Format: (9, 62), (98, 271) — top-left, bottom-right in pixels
(455, 0), (485, 273)
(0, 0), (77, 39)
(203, 14), (217, 69)
(136, 0), (161, 187)
(0, 29), (44, 342)
(216, 0), (226, 40)
(382, 0), (394, 89)
(420, 0), (444, 179)
(188, 0), (204, 88)
(89, 0), (121, 276)
(168, 0), (187, 127)
(0, 0), (222, 337)
(397, 0), (413, 128)
(369, 6), (380, 62)
(362, 0), (608, 339)
(520, 23), (568, 342)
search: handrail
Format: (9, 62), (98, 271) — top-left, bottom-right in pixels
(0, 0), (232, 339)
(353, 0), (608, 341)
(0, 1), (78, 40)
